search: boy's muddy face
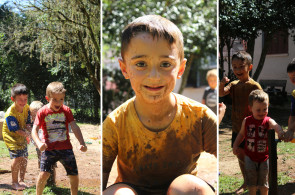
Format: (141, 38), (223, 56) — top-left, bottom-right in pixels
(47, 93), (65, 112)
(288, 72), (295, 85)
(12, 94), (28, 112)
(119, 32), (186, 104)
(232, 59), (252, 82)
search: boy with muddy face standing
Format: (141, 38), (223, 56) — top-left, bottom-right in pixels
(103, 15), (217, 195)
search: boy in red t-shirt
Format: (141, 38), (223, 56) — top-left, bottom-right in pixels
(32, 82), (87, 195)
(233, 90), (284, 195)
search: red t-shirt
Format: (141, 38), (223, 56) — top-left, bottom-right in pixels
(34, 105), (74, 151)
(244, 115), (270, 162)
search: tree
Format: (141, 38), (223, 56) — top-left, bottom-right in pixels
(219, 0), (295, 80)
(6, 0), (101, 95)
(103, 0), (217, 94)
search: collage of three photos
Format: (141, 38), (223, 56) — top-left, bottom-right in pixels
(0, 0), (295, 194)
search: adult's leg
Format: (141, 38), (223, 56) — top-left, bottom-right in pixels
(167, 174), (214, 195)
(36, 171), (51, 195)
(103, 183), (138, 195)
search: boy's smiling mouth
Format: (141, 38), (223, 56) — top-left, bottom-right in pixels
(144, 85), (164, 91)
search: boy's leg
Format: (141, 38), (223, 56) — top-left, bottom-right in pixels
(232, 132), (246, 193)
(59, 149), (79, 194)
(103, 183), (138, 195)
(167, 174), (215, 195)
(9, 148), (28, 190)
(11, 157), (24, 190)
(257, 159), (269, 195)
(248, 186), (257, 195)
(36, 171), (51, 195)
(19, 156), (28, 187)
(69, 175), (79, 195)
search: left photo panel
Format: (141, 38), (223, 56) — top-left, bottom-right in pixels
(102, 1), (218, 195)
(0, 0), (101, 194)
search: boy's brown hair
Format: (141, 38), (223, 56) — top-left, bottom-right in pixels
(232, 51), (252, 66)
(206, 69), (217, 80)
(287, 58), (295, 73)
(121, 15), (184, 61)
(46, 82), (66, 97)
(11, 83), (28, 98)
(248, 89), (269, 106)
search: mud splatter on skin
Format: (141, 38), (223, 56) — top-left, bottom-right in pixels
(145, 143), (152, 149)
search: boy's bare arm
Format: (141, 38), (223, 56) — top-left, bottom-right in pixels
(32, 125), (47, 151)
(269, 118), (284, 139)
(233, 119), (246, 155)
(285, 116), (295, 141)
(70, 121), (87, 152)
(219, 77), (230, 97)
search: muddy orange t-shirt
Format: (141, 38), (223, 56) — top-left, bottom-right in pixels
(225, 79), (262, 133)
(103, 93), (217, 192)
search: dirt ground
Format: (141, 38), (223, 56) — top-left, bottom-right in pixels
(219, 103), (295, 195)
(0, 124), (101, 195)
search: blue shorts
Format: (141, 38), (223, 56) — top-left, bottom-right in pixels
(8, 147), (28, 159)
(40, 149), (78, 175)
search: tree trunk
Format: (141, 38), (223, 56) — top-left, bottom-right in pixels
(246, 38), (255, 77)
(252, 33), (273, 81)
(177, 54), (195, 94)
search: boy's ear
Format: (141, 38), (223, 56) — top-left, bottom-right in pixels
(45, 96), (49, 102)
(11, 97), (14, 102)
(249, 64), (253, 71)
(118, 58), (129, 79)
(177, 58), (187, 79)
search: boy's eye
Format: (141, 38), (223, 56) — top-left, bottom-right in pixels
(160, 62), (172, 68)
(135, 62), (146, 67)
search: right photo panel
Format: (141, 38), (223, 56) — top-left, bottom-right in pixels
(219, 1), (295, 194)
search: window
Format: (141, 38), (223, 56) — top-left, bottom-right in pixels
(266, 30), (288, 55)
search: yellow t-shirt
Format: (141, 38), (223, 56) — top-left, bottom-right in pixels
(2, 104), (30, 150)
(103, 93), (217, 192)
(225, 79), (262, 133)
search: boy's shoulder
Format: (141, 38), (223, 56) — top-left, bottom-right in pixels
(5, 104), (30, 118)
(104, 97), (136, 123)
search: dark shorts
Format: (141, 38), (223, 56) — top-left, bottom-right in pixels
(40, 149), (78, 175)
(231, 131), (245, 148)
(8, 147), (28, 159)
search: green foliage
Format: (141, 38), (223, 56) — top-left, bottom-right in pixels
(0, 141), (10, 159)
(24, 185), (95, 195)
(103, 67), (134, 119)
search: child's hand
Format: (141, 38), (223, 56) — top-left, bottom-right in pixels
(284, 130), (294, 142)
(278, 130), (285, 140)
(38, 143), (48, 152)
(233, 146), (238, 155)
(220, 77), (230, 85)
(79, 145), (87, 152)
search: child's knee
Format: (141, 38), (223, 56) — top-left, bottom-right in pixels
(103, 183), (138, 195)
(38, 171), (51, 181)
(167, 174), (214, 195)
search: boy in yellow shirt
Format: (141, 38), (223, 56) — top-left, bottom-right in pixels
(103, 15), (217, 195)
(2, 83), (31, 190)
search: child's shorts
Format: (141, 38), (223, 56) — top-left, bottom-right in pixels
(245, 155), (269, 188)
(8, 147), (28, 159)
(231, 131), (245, 148)
(40, 149), (78, 176)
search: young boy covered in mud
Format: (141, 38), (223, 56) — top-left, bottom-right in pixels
(103, 15), (217, 195)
